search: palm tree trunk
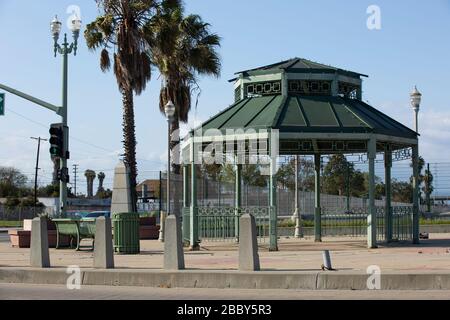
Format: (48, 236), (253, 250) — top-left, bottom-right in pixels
(122, 88), (138, 212)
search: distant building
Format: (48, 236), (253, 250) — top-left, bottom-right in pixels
(136, 179), (160, 202)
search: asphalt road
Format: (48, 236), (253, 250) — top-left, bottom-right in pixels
(1, 283), (450, 300)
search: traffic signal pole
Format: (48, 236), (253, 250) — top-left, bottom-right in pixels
(0, 82), (68, 217)
(0, 58), (70, 217)
(59, 35), (69, 218)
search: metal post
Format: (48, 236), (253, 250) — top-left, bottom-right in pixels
(31, 137), (47, 216)
(182, 164), (189, 244)
(384, 148), (392, 242)
(158, 171), (164, 242)
(346, 162), (350, 213)
(190, 136), (199, 250)
(294, 155), (303, 238)
(412, 145), (420, 244)
(314, 154), (322, 242)
(59, 35), (69, 218)
(167, 118), (171, 216)
(235, 157), (242, 241)
(414, 109), (419, 134)
(72, 164), (79, 197)
(269, 155), (278, 251)
(426, 163), (431, 212)
(183, 165), (189, 208)
(368, 137), (377, 248)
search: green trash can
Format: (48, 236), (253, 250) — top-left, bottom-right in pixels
(112, 212), (140, 254)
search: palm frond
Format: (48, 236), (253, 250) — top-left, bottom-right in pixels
(100, 48), (111, 72)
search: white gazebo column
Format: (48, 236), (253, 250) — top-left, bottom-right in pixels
(367, 137), (377, 248)
(412, 144), (420, 244)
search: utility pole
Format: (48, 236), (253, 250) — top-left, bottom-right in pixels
(72, 164), (79, 197)
(31, 137), (48, 215)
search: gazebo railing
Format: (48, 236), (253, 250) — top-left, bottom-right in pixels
(320, 206), (413, 241)
(182, 206), (271, 243)
(321, 207), (368, 238)
(392, 206), (413, 241)
(182, 205), (413, 244)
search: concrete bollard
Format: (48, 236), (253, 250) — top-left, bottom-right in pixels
(239, 214), (260, 271)
(164, 215), (185, 270)
(94, 217), (114, 269)
(30, 217), (50, 268)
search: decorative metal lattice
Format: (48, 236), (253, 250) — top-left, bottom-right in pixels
(338, 82), (360, 99)
(234, 85), (241, 102)
(245, 81), (282, 97)
(288, 80), (331, 96)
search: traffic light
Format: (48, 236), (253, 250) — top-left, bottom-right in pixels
(57, 167), (70, 183)
(49, 124), (64, 158)
(49, 123), (69, 159)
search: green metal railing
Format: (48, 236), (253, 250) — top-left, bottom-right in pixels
(183, 205), (413, 243)
(320, 206), (413, 241)
(182, 206), (271, 243)
(321, 207), (368, 237)
(392, 206), (413, 241)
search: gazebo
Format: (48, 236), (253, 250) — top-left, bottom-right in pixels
(181, 58), (419, 251)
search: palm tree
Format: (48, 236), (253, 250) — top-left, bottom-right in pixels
(147, 1), (221, 173)
(84, 170), (96, 198)
(84, 0), (158, 210)
(97, 172), (106, 193)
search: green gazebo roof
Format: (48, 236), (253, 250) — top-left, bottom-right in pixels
(200, 95), (417, 140)
(232, 57), (369, 79)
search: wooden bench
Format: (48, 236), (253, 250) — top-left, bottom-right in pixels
(52, 218), (96, 251)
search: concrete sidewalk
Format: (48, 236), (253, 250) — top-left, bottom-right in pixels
(1, 234), (450, 290)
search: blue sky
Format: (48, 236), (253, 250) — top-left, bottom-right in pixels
(0, 0), (449, 191)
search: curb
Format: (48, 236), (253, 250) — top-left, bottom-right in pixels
(2, 268), (450, 290)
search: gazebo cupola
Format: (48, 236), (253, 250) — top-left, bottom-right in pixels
(232, 57), (367, 102)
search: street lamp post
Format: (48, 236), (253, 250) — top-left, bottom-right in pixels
(159, 101), (176, 242)
(165, 101), (176, 217)
(410, 86), (422, 133)
(293, 155), (303, 238)
(50, 15), (81, 217)
(410, 86), (422, 243)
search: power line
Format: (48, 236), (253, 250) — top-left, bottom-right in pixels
(7, 109), (164, 165)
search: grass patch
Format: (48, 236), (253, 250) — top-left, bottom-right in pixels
(420, 218), (450, 225)
(0, 221), (23, 228)
(277, 218), (450, 228)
